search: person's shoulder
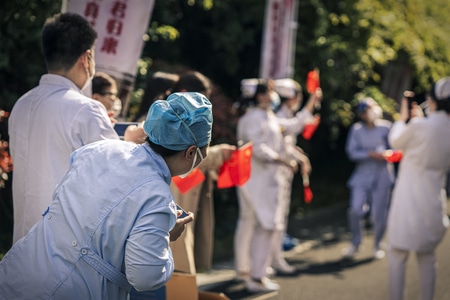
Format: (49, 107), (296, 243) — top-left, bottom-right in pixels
(351, 121), (364, 130)
(375, 119), (392, 128)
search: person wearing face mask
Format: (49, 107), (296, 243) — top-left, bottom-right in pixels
(7, 12), (120, 244)
(341, 97), (395, 259)
(0, 92), (212, 299)
(386, 78), (450, 300)
(269, 78), (319, 275)
(233, 80), (321, 293)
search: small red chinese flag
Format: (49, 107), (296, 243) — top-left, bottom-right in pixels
(217, 143), (253, 189)
(302, 115), (321, 140)
(306, 69), (320, 94)
(172, 168), (205, 194)
(303, 174), (313, 204)
(384, 150), (403, 163)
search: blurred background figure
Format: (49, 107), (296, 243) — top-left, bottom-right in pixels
(133, 71), (179, 123)
(387, 77), (450, 300)
(269, 78), (319, 275)
(233, 79), (320, 292)
(169, 70), (236, 274)
(92, 72), (122, 123)
(342, 97), (395, 259)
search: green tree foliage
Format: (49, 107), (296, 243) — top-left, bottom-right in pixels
(0, 0), (61, 111)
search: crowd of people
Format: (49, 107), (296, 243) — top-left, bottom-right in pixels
(0, 11), (449, 300)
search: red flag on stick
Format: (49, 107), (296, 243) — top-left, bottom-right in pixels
(306, 68), (320, 94)
(217, 143), (253, 189)
(303, 174), (313, 204)
(172, 168), (205, 194)
(302, 115), (321, 140)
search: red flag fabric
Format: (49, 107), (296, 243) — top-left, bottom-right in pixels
(172, 168), (205, 194)
(217, 143), (253, 189)
(302, 115), (321, 140)
(304, 186), (313, 204)
(303, 174), (313, 203)
(384, 150), (403, 163)
(306, 69), (320, 94)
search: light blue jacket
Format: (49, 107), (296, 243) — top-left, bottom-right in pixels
(346, 119), (395, 188)
(0, 139), (177, 299)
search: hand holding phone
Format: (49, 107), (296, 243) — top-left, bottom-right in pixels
(176, 204), (190, 219)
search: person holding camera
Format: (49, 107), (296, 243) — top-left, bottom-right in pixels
(387, 78), (450, 300)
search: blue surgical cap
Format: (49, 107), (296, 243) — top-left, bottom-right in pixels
(144, 92), (213, 151)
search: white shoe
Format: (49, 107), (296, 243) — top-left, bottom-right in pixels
(246, 277), (280, 293)
(266, 266), (276, 277)
(273, 259), (296, 274)
(341, 244), (358, 258)
(235, 271), (250, 282)
(374, 249), (386, 259)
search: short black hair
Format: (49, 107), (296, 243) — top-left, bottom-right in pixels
(92, 72), (116, 95)
(146, 138), (180, 157)
(172, 71), (211, 96)
(42, 12), (97, 72)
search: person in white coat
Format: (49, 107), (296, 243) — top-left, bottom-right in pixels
(233, 80), (320, 292)
(8, 13), (137, 243)
(271, 78), (319, 274)
(0, 92), (212, 299)
(387, 78), (450, 300)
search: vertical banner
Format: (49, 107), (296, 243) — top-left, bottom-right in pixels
(62, 0), (155, 119)
(259, 0), (299, 80)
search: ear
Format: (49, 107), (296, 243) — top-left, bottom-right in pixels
(184, 145), (197, 160)
(80, 50), (91, 69)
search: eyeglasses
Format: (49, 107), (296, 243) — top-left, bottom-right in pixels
(100, 92), (118, 100)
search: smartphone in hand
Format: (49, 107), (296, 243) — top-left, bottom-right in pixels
(176, 204), (189, 219)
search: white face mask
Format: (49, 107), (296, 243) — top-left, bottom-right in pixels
(179, 147), (204, 178)
(366, 108), (377, 122)
(81, 55), (95, 97)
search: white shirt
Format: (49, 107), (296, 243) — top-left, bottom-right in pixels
(0, 140), (176, 299)
(8, 74), (119, 242)
(387, 111), (450, 252)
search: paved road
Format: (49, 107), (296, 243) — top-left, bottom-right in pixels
(198, 202), (450, 300)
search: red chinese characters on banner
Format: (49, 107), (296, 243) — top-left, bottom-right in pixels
(82, 1), (128, 55)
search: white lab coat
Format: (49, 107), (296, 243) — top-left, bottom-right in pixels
(387, 111), (450, 252)
(237, 107), (309, 230)
(8, 74), (119, 242)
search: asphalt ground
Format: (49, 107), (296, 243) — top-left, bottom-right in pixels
(197, 201), (450, 300)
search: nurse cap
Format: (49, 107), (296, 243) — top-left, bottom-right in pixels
(274, 78), (302, 99)
(144, 92), (213, 151)
(432, 77), (450, 101)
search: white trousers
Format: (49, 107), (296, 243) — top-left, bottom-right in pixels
(234, 188), (276, 279)
(388, 247), (437, 300)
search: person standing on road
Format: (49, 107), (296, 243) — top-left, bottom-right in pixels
(387, 78), (450, 300)
(342, 98), (395, 259)
(234, 80), (321, 292)
(271, 78), (318, 274)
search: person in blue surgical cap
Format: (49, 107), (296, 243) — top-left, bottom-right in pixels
(0, 92), (213, 300)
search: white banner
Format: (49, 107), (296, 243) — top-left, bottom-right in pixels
(62, 0), (154, 118)
(62, 0), (154, 78)
(259, 0), (298, 79)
